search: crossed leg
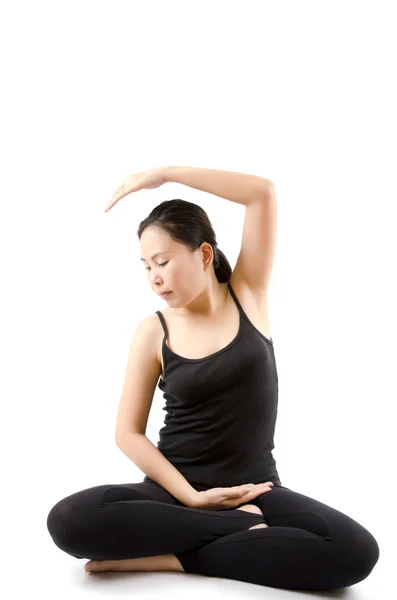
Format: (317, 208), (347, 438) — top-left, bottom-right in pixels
(48, 480), (379, 589)
(85, 503), (268, 573)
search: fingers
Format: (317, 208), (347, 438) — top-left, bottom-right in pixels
(242, 484), (255, 493)
(104, 197), (118, 212)
(104, 180), (130, 212)
(242, 482), (273, 492)
(229, 482), (274, 501)
(242, 483), (273, 498)
(226, 483), (274, 508)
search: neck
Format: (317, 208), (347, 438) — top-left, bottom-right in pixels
(179, 281), (228, 319)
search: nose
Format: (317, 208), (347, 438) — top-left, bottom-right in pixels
(153, 276), (163, 289)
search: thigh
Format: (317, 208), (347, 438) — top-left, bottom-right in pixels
(99, 478), (185, 506)
(47, 477), (182, 519)
(46, 478), (186, 560)
(251, 484), (378, 553)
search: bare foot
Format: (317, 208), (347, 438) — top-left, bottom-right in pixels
(237, 504), (269, 530)
(85, 553), (183, 573)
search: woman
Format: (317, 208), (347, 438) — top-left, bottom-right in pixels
(46, 166), (379, 590)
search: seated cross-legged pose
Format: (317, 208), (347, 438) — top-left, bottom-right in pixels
(47, 166), (380, 591)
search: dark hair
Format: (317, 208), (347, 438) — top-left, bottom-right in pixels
(137, 199), (232, 283)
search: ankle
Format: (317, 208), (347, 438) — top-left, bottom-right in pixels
(171, 554), (185, 572)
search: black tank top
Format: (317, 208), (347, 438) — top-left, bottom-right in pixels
(143, 281), (282, 490)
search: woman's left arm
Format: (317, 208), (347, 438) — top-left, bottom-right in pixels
(165, 166), (273, 207)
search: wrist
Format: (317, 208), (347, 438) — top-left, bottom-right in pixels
(164, 166), (178, 183)
(186, 490), (200, 508)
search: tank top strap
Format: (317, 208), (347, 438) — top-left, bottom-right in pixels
(227, 281), (244, 314)
(155, 310), (168, 339)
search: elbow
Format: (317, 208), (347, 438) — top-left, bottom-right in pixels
(115, 430), (143, 447)
(115, 431), (127, 447)
(115, 431), (126, 447)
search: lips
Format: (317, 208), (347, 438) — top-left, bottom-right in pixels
(159, 291), (171, 297)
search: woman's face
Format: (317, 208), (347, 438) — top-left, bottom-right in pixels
(140, 227), (212, 309)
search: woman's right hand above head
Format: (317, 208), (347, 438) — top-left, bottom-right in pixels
(191, 482), (274, 510)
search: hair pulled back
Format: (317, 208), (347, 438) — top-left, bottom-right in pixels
(137, 199), (232, 283)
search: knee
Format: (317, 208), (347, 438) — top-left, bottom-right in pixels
(46, 499), (68, 544)
(359, 531), (380, 577)
(344, 529), (380, 586)
(46, 498), (82, 554)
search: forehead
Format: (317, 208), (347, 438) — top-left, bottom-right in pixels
(140, 228), (171, 260)
(140, 226), (187, 260)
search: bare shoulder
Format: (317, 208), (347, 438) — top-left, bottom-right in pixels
(129, 314), (162, 364)
(143, 312), (165, 370)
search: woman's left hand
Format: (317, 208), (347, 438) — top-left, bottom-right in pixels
(104, 166), (169, 213)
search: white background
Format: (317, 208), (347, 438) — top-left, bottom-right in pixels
(1, 1), (395, 598)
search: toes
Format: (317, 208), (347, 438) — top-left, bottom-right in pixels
(85, 560), (107, 572)
(85, 559), (135, 573)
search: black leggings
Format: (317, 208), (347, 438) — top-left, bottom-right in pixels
(46, 479), (379, 591)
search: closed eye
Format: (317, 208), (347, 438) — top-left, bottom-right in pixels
(145, 262), (168, 272)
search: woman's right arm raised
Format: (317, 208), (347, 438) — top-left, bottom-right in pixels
(114, 315), (199, 508)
